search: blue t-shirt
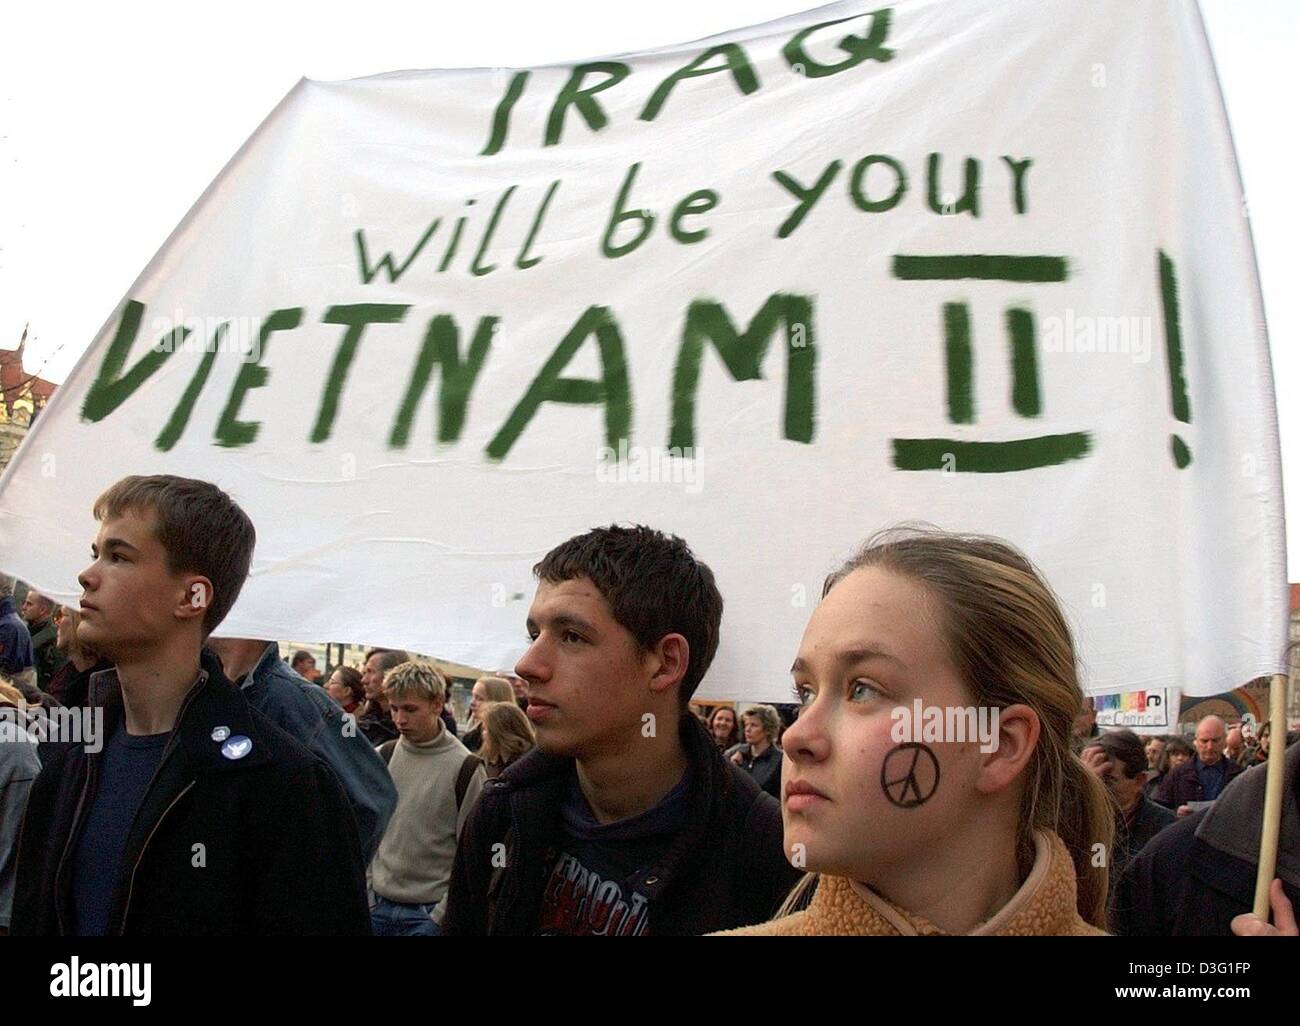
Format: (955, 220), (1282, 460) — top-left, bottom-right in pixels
(537, 767), (692, 936)
(72, 722), (169, 936)
(1196, 756), (1229, 801)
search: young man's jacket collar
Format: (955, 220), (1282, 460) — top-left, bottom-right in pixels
(11, 647), (371, 936)
(441, 711), (800, 935)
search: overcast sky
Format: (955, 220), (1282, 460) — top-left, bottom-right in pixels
(2, 0), (1295, 567)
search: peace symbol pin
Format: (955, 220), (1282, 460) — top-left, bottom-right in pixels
(211, 725), (231, 742)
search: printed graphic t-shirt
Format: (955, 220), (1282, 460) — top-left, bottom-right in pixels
(537, 766), (692, 936)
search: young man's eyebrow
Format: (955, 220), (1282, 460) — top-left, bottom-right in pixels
(528, 612), (597, 635)
(552, 613), (597, 634)
(99, 538), (141, 555)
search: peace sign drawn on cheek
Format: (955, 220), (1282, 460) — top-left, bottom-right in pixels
(880, 742), (941, 808)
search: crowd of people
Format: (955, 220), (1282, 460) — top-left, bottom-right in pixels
(0, 473), (1297, 936)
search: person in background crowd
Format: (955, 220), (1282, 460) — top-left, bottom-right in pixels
(357, 648), (408, 745)
(1224, 725), (1245, 766)
(207, 638), (398, 865)
(729, 704), (783, 799)
(462, 675), (516, 753)
(444, 525), (799, 936)
(0, 574), (35, 682)
(708, 705), (740, 751)
(498, 670), (529, 711)
(290, 649), (322, 683)
(11, 474), (370, 935)
(1081, 730), (1175, 915)
(1145, 735), (1192, 799)
(478, 700), (536, 778)
(1144, 736), (1166, 773)
(1154, 715), (1244, 814)
(326, 665), (365, 715)
(1248, 722), (1271, 766)
(773, 704), (799, 744)
(0, 680), (40, 936)
(719, 527), (1113, 936)
(1115, 741), (1300, 936)
(1069, 696), (1100, 754)
(19, 588), (68, 691)
(370, 660), (485, 936)
(45, 606), (111, 709)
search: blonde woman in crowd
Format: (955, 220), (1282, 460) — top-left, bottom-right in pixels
(718, 527), (1113, 936)
(462, 675), (517, 753)
(478, 700), (537, 778)
(729, 704), (783, 799)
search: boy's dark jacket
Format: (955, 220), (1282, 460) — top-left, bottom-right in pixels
(442, 712), (801, 935)
(11, 649), (371, 936)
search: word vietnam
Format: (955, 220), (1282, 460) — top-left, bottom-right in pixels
(79, 295), (817, 460)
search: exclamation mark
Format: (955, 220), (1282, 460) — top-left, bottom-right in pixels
(1158, 249), (1191, 468)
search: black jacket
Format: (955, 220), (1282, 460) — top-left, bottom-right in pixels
(1113, 745), (1300, 936)
(1113, 797), (1176, 877)
(442, 713), (801, 935)
(11, 649), (371, 936)
(1110, 813), (1300, 936)
(1153, 755), (1244, 808)
(734, 743), (782, 799)
(45, 657), (113, 709)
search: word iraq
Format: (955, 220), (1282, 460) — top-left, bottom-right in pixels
(890, 699), (1000, 753)
(480, 9), (895, 154)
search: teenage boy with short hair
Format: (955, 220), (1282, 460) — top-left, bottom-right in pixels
(369, 660), (485, 935)
(12, 475), (370, 935)
(443, 525), (799, 936)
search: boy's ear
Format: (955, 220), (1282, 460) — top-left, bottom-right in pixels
(176, 575), (214, 626)
(647, 633), (690, 696)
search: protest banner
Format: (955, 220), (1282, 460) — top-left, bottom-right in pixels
(0, 0), (1285, 701)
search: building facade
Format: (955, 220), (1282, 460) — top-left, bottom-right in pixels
(0, 332), (57, 474)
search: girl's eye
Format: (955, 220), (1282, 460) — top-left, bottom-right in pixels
(792, 683), (814, 707)
(849, 679), (881, 703)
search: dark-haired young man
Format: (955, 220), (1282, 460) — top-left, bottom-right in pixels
(443, 525), (799, 935)
(11, 475), (370, 935)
